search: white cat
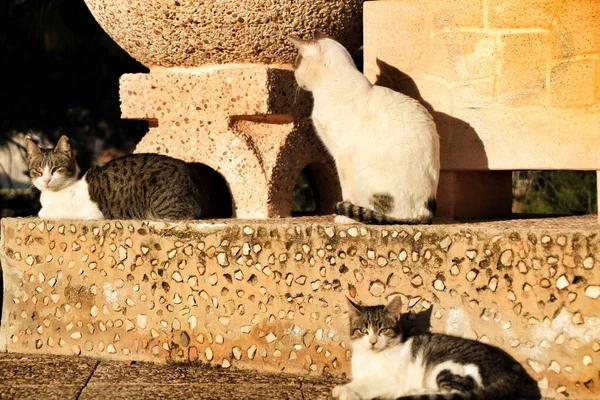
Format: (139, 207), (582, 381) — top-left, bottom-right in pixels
(289, 33), (440, 224)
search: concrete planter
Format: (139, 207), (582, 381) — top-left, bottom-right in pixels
(83, 0), (363, 67)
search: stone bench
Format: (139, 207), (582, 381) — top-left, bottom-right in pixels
(1, 216), (599, 398)
(364, 0), (600, 220)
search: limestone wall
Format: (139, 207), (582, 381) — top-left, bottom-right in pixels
(1, 217), (599, 398)
(364, 0), (600, 171)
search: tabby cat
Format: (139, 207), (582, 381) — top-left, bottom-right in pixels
(26, 135), (213, 220)
(289, 33), (440, 225)
(334, 296), (540, 400)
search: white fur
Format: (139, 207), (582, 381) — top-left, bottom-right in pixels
(37, 176), (104, 220)
(333, 337), (484, 400)
(427, 361), (483, 389)
(292, 37), (440, 220)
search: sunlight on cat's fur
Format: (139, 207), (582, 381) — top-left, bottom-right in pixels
(334, 296), (541, 400)
(289, 33), (440, 225)
(25, 135), (212, 220)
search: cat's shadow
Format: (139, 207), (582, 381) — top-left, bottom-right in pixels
(373, 59), (489, 170)
(399, 307), (433, 337)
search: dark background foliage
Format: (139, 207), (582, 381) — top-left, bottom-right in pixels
(0, 0), (596, 217)
(0, 0), (147, 159)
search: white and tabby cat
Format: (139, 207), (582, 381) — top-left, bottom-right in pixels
(289, 33), (440, 224)
(25, 135), (218, 220)
(334, 297), (540, 400)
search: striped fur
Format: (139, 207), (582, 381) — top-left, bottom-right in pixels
(333, 297), (541, 400)
(85, 153), (209, 220)
(26, 135), (217, 220)
(335, 200), (435, 225)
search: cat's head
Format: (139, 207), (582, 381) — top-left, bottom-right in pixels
(288, 31), (357, 91)
(25, 135), (78, 191)
(346, 296), (403, 352)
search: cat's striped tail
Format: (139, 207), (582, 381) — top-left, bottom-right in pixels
(334, 201), (434, 225)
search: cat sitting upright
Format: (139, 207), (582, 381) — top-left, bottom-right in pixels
(334, 296), (540, 400)
(26, 135), (212, 220)
(289, 33), (440, 225)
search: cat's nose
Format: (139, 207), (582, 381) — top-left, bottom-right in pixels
(43, 177), (51, 185)
(369, 337), (378, 346)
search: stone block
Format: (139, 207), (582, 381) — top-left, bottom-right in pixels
(429, 0), (484, 29)
(597, 60), (600, 104)
(487, 0), (555, 29)
(363, 1), (430, 78)
(421, 32), (497, 82)
(451, 78), (495, 106)
(2, 217), (600, 400)
(120, 66), (341, 219)
(119, 67), (302, 123)
(551, 0), (600, 58)
(451, 107), (600, 170)
(497, 33), (549, 106)
(549, 59), (596, 107)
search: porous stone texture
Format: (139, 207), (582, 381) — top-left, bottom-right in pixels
(2, 216), (599, 399)
(83, 0), (363, 67)
(364, 0), (600, 218)
(121, 65), (341, 218)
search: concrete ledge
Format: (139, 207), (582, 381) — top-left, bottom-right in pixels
(1, 217), (599, 399)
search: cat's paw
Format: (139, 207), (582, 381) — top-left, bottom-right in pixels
(334, 215), (359, 224)
(332, 385), (361, 400)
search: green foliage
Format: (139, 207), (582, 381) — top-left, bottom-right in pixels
(513, 171), (597, 215)
(292, 170), (316, 214)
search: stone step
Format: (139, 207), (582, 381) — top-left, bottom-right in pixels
(1, 216), (598, 399)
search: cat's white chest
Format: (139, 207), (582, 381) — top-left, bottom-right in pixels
(39, 178), (104, 220)
(351, 339), (427, 398)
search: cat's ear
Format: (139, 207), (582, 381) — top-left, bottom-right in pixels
(384, 295), (403, 321)
(54, 135), (72, 154)
(288, 35), (319, 57)
(25, 138), (41, 159)
(346, 297), (363, 318)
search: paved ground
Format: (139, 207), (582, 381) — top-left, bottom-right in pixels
(0, 353), (342, 399)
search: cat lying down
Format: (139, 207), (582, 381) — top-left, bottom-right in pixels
(335, 296), (541, 400)
(26, 135), (214, 220)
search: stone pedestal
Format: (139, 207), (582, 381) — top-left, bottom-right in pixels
(120, 66), (341, 218)
(81, 0), (364, 219)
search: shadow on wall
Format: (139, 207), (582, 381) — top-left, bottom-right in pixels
(188, 163), (233, 218)
(373, 59), (489, 170)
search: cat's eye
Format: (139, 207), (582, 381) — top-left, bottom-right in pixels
(379, 328), (395, 335)
(52, 167), (66, 173)
(359, 327), (368, 334)
(30, 169), (43, 177)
